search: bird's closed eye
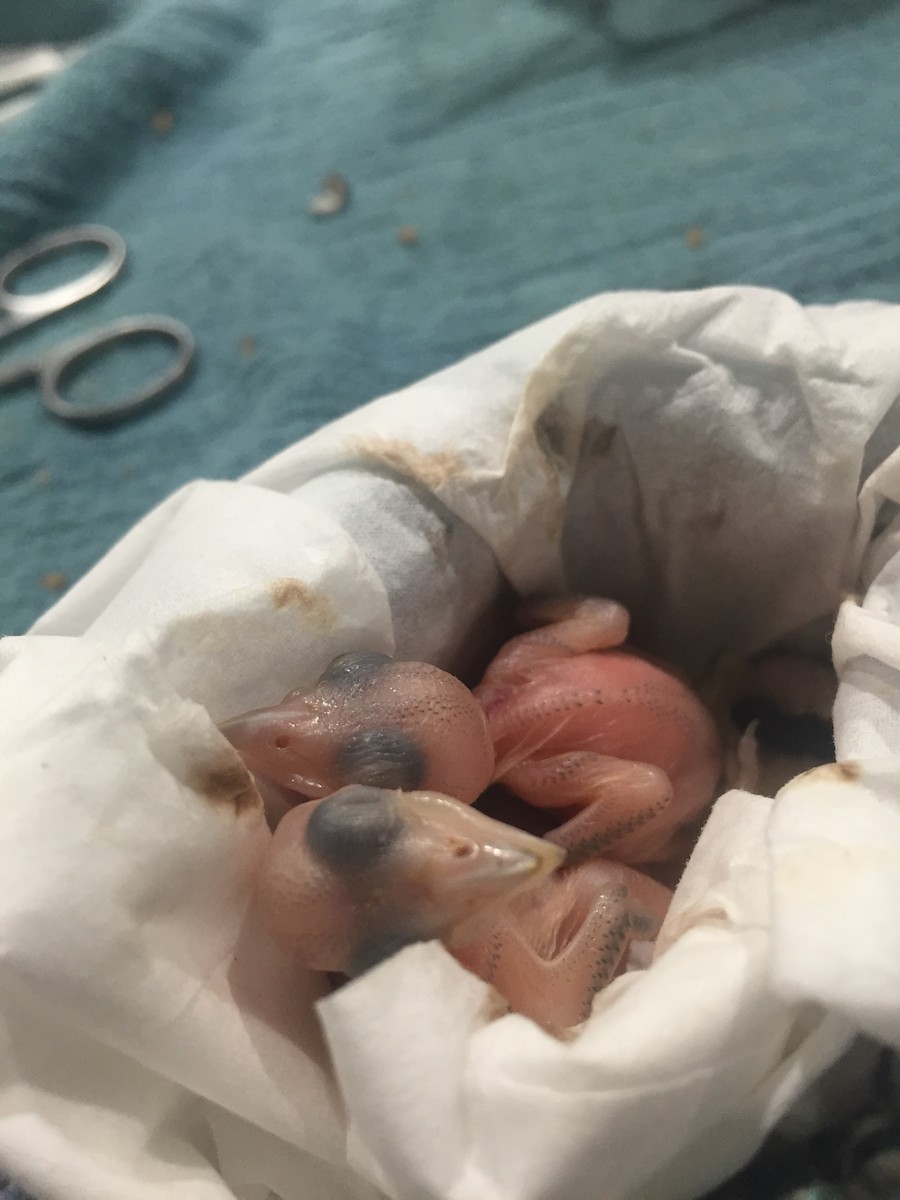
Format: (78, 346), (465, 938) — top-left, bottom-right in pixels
(336, 727), (426, 791)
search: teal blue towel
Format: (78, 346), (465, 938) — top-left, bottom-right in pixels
(1, 0), (899, 637)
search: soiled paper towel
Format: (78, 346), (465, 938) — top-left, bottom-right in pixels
(1, 286), (899, 1200)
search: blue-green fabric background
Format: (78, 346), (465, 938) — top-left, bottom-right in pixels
(1, 0), (899, 639)
(0, 2), (898, 1196)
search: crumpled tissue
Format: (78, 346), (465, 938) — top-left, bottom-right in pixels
(2, 286), (900, 1200)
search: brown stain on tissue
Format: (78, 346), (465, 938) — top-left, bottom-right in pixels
(269, 578), (335, 628)
(831, 760), (861, 783)
(348, 436), (465, 492)
(532, 397), (573, 471)
(191, 757), (261, 816)
(532, 408), (571, 544)
(785, 759), (861, 791)
(516, 344), (593, 543)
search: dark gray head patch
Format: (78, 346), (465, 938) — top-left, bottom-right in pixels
(317, 651), (393, 688)
(336, 727), (426, 791)
(349, 927), (426, 976)
(305, 784), (404, 873)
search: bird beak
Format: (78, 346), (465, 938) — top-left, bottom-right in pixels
(393, 790), (565, 946)
(218, 702), (329, 796)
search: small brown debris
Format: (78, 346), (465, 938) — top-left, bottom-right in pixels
(41, 571), (68, 592)
(121, 464), (137, 479)
(239, 335), (257, 357)
(396, 225), (420, 247)
(33, 468), (52, 486)
(684, 226), (706, 249)
(308, 172), (350, 218)
(151, 110), (174, 136)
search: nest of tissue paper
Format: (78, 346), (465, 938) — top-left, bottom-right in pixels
(1, 286), (900, 1200)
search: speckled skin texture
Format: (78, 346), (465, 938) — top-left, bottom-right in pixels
(226, 600), (718, 1027)
(253, 785), (563, 977)
(221, 652), (495, 809)
(253, 783), (668, 1033)
(453, 858), (671, 1032)
(476, 598), (723, 865)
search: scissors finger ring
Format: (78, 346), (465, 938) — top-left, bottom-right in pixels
(39, 315), (196, 427)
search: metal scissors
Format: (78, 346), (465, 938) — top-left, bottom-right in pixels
(0, 225), (195, 427)
(0, 45), (89, 125)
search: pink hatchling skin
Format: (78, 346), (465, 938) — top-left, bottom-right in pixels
(254, 783), (672, 1033)
(475, 597), (723, 867)
(219, 652), (495, 811)
(223, 598), (714, 1029)
(452, 855), (672, 1032)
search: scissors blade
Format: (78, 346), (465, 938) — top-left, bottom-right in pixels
(0, 45), (90, 124)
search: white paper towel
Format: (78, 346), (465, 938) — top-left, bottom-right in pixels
(2, 286), (899, 1200)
